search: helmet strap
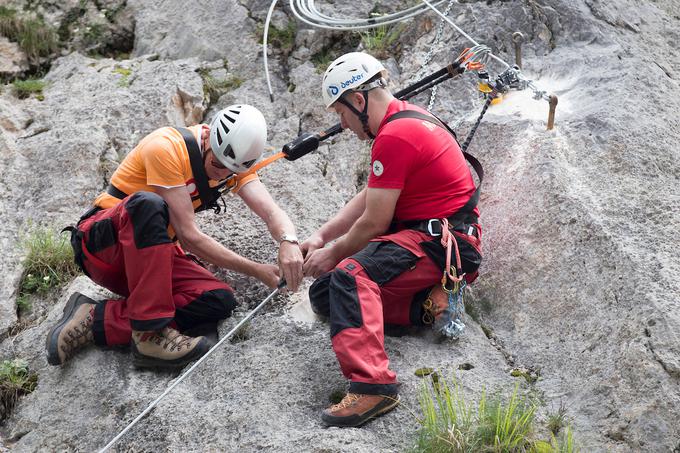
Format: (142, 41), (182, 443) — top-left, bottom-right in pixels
(338, 91), (375, 139)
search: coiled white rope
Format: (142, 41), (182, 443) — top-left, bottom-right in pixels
(263, 1), (541, 104)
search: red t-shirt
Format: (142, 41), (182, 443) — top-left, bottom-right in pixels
(368, 99), (479, 222)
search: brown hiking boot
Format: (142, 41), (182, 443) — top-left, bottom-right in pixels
(131, 327), (211, 369)
(46, 292), (96, 365)
(322, 393), (400, 427)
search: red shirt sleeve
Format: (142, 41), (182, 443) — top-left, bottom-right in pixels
(368, 133), (415, 189)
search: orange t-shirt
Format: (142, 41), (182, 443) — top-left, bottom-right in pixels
(94, 125), (258, 211)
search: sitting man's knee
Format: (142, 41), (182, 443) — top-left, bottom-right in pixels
(212, 289), (237, 319)
(309, 272), (332, 317)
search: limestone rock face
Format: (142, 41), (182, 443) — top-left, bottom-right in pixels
(1, 0), (679, 452)
(0, 37), (28, 78)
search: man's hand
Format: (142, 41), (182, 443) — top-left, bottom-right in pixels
(278, 241), (303, 292)
(301, 233), (325, 258)
(255, 263), (281, 289)
(303, 246), (339, 279)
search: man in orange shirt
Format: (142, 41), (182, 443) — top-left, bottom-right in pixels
(47, 104), (303, 369)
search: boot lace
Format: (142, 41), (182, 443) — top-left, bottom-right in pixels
(329, 393), (362, 412)
(61, 310), (94, 360)
(159, 327), (196, 352)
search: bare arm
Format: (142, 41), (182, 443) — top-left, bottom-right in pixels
(155, 185), (280, 288)
(303, 187), (400, 278)
(237, 179), (304, 291)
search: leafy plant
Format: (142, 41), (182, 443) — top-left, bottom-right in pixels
(17, 226), (80, 313)
(0, 358), (38, 421)
(11, 78), (46, 99)
(0, 7), (59, 63)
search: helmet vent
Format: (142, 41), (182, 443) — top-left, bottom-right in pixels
(242, 159), (256, 168)
(229, 109), (240, 115)
(216, 130), (223, 146)
(219, 119), (230, 134)
(224, 145), (235, 159)
(224, 114), (236, 124)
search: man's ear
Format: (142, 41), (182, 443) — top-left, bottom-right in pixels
(352, 91), (366, 110)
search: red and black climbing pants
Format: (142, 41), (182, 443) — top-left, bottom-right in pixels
(309, 225), (482, 395)
(69, 191), (236, 346)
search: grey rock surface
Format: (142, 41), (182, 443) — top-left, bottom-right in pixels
(1, 0), (679, 452)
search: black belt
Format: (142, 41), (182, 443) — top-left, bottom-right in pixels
(395, 215), (478, 237)
(106, 183), (128, 199)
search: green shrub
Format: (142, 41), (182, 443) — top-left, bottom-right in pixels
(414, 377), (580, 452)
(11, 78), (46, 99)
(17, 226), (80, 313)
(0, 358), (38, 421)
(0, 7), (59, 63)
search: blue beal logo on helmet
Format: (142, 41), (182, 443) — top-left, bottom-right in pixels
(340, 73), (364, 89)
(327, 85), (339, 97)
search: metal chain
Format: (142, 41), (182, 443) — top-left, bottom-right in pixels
(411, 0), (456, 111)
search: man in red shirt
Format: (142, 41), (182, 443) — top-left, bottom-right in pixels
(303, 53), (482, 427)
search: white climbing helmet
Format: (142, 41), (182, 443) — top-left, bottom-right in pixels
(209, 104), (267, 173)
(321, 52), (388, 108)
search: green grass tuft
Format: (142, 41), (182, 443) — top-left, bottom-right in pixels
(311, 47), (334, 73)
(547, 402), (568, 435)
(0, 7), (59, 63)
(11, 78), (46, 99)
(17, 226), (80, 313)
(359, 24), (405, 59)
(413, 377), (580, 452)
(258, 21), (297, 53)
(197, 67), (243, 104)
(0, 358), (38, 421)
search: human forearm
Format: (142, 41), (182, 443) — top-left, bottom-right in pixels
(181, 231), (266, 278)
(329, 213), (387, 262)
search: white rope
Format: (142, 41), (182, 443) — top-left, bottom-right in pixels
(263, 0), (280, 103)
(264, 1), (511, 100)
(98, 286), (284, 453)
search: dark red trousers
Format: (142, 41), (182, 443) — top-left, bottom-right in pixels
(309, 226), (482, 396)
(74, 192), (236, 346)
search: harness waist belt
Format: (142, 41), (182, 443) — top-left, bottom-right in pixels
(396, 215), (478, 237)
(106, 183), (128, 200)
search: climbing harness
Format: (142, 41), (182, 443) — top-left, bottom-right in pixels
(98, 280), (287, 453)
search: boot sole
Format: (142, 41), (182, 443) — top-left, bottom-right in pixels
(45, 293), (94, 366)
(131, 338), (211, 370)
(322, 394), (401, 428)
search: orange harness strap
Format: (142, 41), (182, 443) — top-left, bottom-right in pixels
(223, 151), (286, 193)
